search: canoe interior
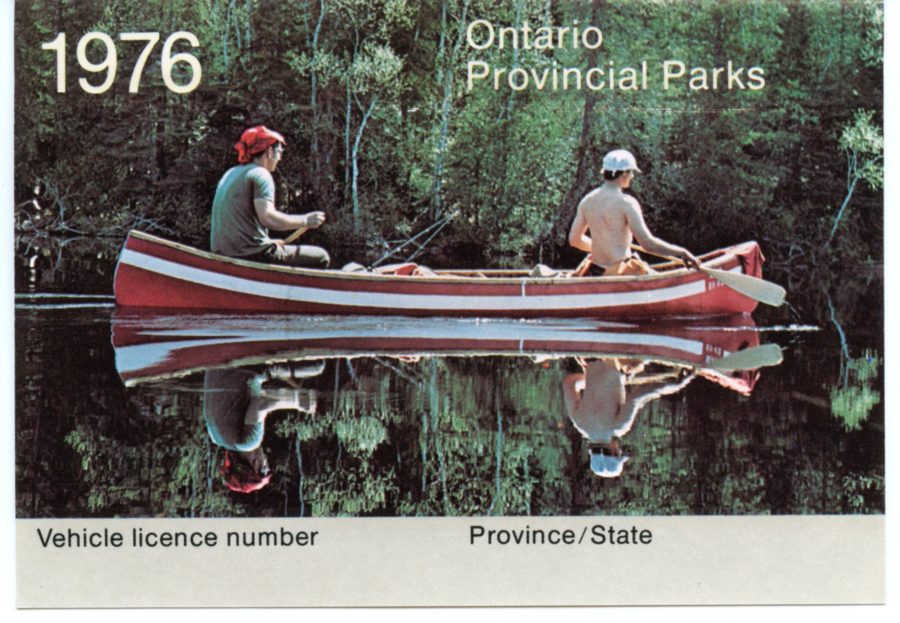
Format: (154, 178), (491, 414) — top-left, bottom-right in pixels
(121, 230), (738, 284)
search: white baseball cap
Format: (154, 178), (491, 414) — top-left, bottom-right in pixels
(590, 450), (629, 478)
(602, 149), (641, 173)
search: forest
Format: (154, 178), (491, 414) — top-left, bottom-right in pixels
(14, 0), (883, 273)
(14, 0), (885, 520)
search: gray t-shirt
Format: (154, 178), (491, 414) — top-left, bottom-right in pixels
(203, 368), (263, 452)
(210, 164), (275, 257)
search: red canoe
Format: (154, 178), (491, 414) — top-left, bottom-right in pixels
(110, 313), (768, 394)
(113, 230), (766, 318)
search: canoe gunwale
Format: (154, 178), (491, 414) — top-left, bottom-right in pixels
(126, 229), (739, 286)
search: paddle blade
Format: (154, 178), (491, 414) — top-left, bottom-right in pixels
(705, 343), (783, 371)
(702, 267), (786, 307)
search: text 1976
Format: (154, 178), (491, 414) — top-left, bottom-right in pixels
(41, 31), (202, 95)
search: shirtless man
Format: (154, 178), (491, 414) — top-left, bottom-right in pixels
(568, 149), (699, 276)
(562, 358), (695, 477)
(211, 125), (329, 267)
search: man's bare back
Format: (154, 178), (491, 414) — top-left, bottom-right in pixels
(570, 185), (640, 267)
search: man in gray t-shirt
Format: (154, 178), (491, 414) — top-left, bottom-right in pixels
(210, 125), (330, 268)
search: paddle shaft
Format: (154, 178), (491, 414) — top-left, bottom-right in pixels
(629, 243), (693, 267)
(283, 226), (309, 245)
(572, 255), (593, 277)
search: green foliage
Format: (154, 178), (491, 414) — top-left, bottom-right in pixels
(14, 0), (882, 267)
(842, 473), (884, 512)
(830, 349), (881, 431)
(839, 109), (883, 191)
(20, 333), (884, 517)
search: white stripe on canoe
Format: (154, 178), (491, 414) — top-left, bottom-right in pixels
(114, 323), (706, 375)
(121, 249), (714, 311)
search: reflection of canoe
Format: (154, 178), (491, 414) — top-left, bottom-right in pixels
(111, 313), (767, 394)
(114, 230), (766, 318)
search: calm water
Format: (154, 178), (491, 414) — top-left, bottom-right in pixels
(14, 236), (885, 517)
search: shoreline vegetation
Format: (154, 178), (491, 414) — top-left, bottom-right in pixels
(14, 0), (883, 273)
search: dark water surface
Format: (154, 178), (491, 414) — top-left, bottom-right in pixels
(14, 236), (884, 517)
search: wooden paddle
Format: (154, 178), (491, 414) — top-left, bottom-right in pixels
(570, 255), (593, 277)
(703, 343), (783, 371)
(631, 244), (786, 307)
(283, 226), (309, 245)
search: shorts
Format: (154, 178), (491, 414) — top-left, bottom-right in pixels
(586, 255), (653, 277)
(251, 243), (330, 268)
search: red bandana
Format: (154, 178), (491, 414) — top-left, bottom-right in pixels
(234, 125), (286, 163)
(221, 450), (272, 493)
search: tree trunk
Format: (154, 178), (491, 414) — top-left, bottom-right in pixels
(541, 0), (605, 259)
(432, 77), (453, 220)
(497, 0), (522, 220)
(825, 154), (860, 247)
(222, 0), (231, 72)
(344, 79), (352, 199)
(431, 0), (470, 221)
(344, 31), (359, 205)
(352, 98), (378, 232)
(310, 0), (325, 194)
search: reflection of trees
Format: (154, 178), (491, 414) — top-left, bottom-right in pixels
(830, 350), (880, 432)
(825, 291), (881, 431)
(285, 394), (399, 516)
(282, 357), (571, 516)
(63, 393), (235, 517)
(47, 356), (696, 516)
(29, 346), (883, 517)
(707, 326), (884, 514)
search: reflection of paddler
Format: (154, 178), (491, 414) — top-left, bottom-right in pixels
(562, 358), (695, 478)
(203, 361), (325, 493)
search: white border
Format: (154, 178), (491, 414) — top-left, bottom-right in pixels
(4, 0), (894, 620)
(882, 0), (896, 620)
(3, 0), (17, 618)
